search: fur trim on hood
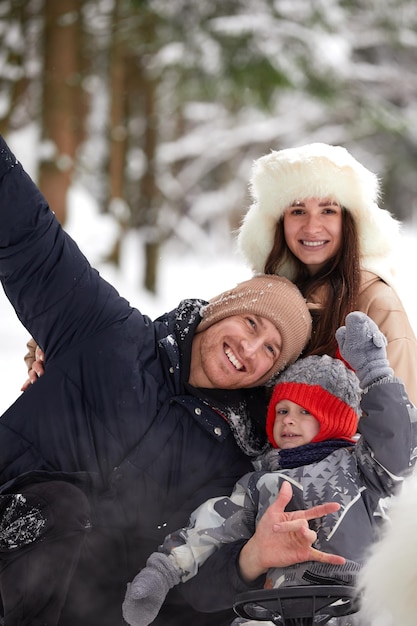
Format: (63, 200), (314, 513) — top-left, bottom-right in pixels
(237, 143), (401, 287)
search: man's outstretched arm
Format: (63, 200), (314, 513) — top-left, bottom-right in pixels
(0, 135), (127, 361)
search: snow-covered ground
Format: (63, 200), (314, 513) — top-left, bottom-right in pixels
(0, 178), (417, 416)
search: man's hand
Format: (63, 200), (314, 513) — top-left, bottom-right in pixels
(21, 341), (45, 392)
(238, 481), (345, 582)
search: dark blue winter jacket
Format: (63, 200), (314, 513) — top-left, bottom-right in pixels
(0, 136), (263, 625)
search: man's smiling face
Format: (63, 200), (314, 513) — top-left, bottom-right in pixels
(189, 314), (282, 389)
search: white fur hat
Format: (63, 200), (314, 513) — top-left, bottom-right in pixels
(237, 143), (401, 286)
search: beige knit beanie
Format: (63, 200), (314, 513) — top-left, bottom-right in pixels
(197, 274), (312, 383)
(237, 143), (401, 286)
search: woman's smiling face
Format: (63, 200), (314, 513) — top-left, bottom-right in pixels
(283, 198), (343, 275)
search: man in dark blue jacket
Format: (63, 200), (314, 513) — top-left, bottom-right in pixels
(0, 135), (340, 626)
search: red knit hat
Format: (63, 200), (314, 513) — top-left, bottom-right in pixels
(266, 355), (361, 447)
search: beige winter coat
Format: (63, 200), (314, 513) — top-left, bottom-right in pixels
(308, 270), (417, 407)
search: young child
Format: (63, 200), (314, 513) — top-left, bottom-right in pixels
(122, 312), (417, 626)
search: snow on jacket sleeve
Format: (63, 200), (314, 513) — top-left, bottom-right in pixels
(0, 135), (130, 360)
(157, 473), (256, 582)
(356, 378), (417, 496)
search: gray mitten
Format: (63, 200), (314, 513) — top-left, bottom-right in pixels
(122, 552), (181, 626)
(335, 311), (393, 389)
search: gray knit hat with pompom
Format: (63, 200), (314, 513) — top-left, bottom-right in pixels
(266, 354), (361, 445)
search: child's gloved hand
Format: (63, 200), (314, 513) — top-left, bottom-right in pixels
(122, 552), (181, 626)
(335, 311), (393, 389)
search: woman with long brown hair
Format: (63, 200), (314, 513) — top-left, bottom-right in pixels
(238, 142), (417, 404)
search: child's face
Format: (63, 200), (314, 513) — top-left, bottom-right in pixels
(272, 399), (320, 449)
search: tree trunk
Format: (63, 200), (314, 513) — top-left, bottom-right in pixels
(132, 55), (159, 292)
(39, 0), (84, 224)
(108, 25), (129, 204)
(103, 0), (130, 266)
(0, 1), (35, 135)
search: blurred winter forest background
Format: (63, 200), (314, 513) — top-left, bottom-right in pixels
(1, 0), (417, 411)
